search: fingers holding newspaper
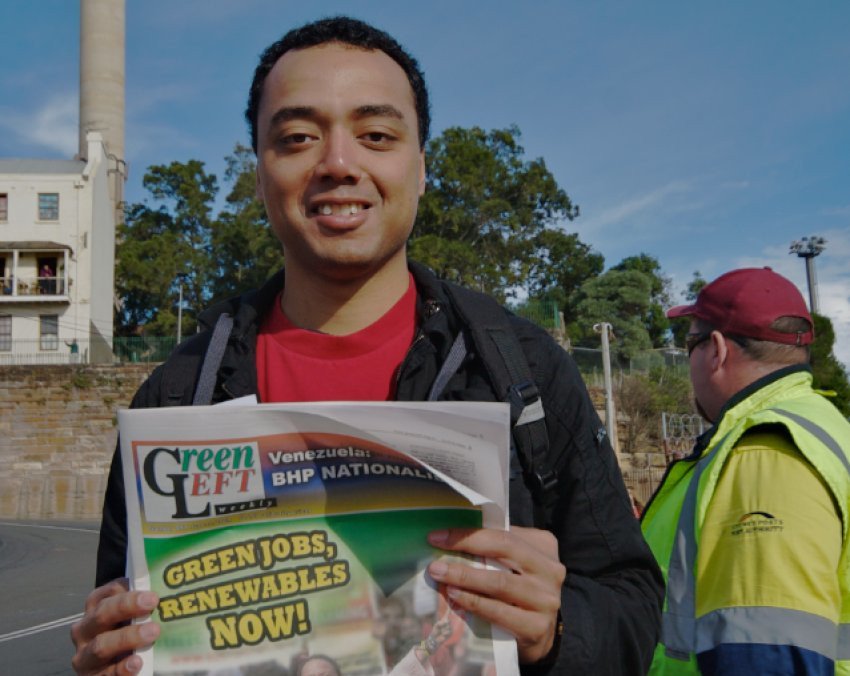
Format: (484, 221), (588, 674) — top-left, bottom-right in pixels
(70, 578), (161, 675)
(426, 525), (566, 665)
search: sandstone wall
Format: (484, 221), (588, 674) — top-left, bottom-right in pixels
(0, 364), (154, 520)
(0, 363), (664, 521)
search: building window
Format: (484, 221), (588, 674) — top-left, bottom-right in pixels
(40, 314), (58, 350)
(0, 316), (10, 351)
(0, 193), (7, 221)
(38, 193), (59, 221)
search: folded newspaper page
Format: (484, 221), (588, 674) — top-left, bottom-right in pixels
(118, 401), (519, 676)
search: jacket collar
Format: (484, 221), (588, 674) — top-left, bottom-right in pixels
(206, 261), (454, 401)
(693, 363), (813, 456)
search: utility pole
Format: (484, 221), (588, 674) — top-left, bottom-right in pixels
(177, 282), (183, 344)
(789, 236), (826, 314)
(593, 322), (619, 457)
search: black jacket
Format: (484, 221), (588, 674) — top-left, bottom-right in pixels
(97, 262), (663, 674)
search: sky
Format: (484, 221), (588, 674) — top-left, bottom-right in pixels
(1, 0), (849, 366)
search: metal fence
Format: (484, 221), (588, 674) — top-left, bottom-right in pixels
(112, 337), (178, 363)
(0, 337), (178, 365)
(567, 345), (691, 385)
(510, 299), (562, 332)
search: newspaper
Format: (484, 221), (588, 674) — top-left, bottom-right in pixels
(118, 400), (519, 676)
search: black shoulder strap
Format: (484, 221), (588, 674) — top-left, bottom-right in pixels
(435, 283), (561, 525)
(192, 313), (234, 406)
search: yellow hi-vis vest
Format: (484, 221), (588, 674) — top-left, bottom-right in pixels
(642, 368), (850, 675)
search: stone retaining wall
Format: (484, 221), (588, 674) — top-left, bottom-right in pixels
(1, 363), (655, 521)
(0, 364), (154, 520)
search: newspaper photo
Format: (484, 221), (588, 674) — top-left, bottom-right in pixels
(118, 400), (519, 676)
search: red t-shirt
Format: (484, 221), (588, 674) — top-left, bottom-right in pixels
(256, 276), (417, 403)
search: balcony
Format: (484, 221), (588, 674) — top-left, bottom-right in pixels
(0, 241), (71, 304)
(1, 275), (68, 301)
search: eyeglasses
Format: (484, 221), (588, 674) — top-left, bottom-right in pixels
(685, 331), (749, 356)
(685, 331), (712, 356)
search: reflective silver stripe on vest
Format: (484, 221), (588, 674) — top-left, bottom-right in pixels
(662, 432), (731, 659)
(770, 408), (850, 476)
(840, 624), (850, 660)
(696, 606), (840, 659)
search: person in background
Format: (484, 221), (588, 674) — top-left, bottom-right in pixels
(642, 267), (850, 675)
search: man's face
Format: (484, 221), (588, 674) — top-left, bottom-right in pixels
(687, 320), (716, 422)
(255, 43), (426, 282)
(300, 657), (340, 676)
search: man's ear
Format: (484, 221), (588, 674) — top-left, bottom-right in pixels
(710, 330), (729, 372)
(255, 166), (264, 202)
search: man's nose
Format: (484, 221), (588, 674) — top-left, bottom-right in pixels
(316, 129), (361, 182)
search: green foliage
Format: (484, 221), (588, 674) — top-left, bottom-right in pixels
(411, 126), (580, 301)
(612, 254), (672, 347)
(616, 366), (693, 453)
(810, 313), (850, 416)
(527, 229), (604, 324)
(685, 270), (707, 301)
(670, 270), (708, 347)
(69, 369), (94, 389)
(209, 144), (282, 301)
(117, 160), (217, 335)
(116, 147), (281, 336)
(570, 269), (654, 363)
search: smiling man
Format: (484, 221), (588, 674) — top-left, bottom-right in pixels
(642, 267), (850, 675)
(71, 17), (662, 675)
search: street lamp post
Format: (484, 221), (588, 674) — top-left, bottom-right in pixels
(789, 236), (826, 314)
(593, 322), (619, 457)
(177, 282), (183, 344)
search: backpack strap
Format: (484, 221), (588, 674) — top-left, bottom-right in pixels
(435, 283), (560, 525)
(192, 313), (234, 405)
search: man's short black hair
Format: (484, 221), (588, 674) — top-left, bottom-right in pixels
(246, 16), (431, 152)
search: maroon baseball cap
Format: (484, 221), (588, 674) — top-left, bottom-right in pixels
(667, 267), (814, 345)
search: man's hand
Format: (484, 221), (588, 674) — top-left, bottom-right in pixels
(70, 578), (161, 675)
(426, 526), (566, 664)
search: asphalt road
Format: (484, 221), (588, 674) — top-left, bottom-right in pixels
(0, 521), (100, 675)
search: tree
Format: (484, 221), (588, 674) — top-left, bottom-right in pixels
(616, 367), (693, 454)
(570, 269), (654, 363)
(116, 160), (218, 336)
(410, 126), (580, 301)
(116, 146), (283, 337)
(670, 270), (708, 348)
(526, 229), (604, 324)
(612, 254), (673, 347)
(810, 313), (850, 416)
(685, 270), (707, 301)
(209, 144), (282, 301)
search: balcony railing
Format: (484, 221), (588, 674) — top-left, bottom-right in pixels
(1, 275), (67, 298)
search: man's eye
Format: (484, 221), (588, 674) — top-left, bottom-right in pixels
(362, 132), (395, 145)
(281, 133), (313, 146)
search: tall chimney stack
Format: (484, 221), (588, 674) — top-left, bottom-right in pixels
(79, 0), (125, 165)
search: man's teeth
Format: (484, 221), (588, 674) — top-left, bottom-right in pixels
(318, 204), (363, 216)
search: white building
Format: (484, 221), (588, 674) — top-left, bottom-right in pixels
(0, 0), (125, 365)
(0, 133), (116, 364)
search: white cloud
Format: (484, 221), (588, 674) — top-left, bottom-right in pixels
(821, 205), (850, 218)
(581, 180), (694, 232)
(0, 94), (78, 157)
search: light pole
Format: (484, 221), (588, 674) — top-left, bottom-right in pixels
(593, 322), (619, 457)
(789, 236), (826, 314)
(177, 282), (183, 344)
